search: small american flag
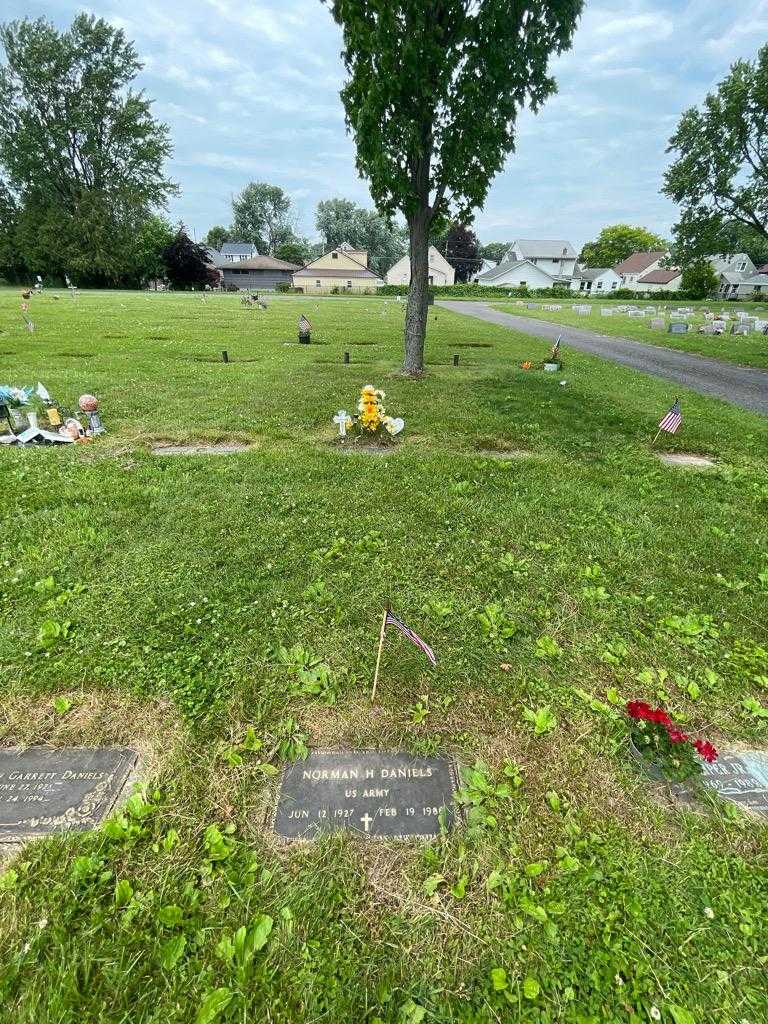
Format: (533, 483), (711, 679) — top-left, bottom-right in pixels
(551, 335), (562, 359)
(385, 610), (436, 666)
(299, 314), (312, 332)
(658, 399), (682, 434)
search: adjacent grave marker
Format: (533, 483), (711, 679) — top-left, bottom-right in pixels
(700, 750), (768, 817)
(0, 747), (137, 841)
(273, 749), (459, 840)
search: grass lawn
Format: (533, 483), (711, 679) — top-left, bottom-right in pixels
(1, 288), (767, 1024)
(489, 300), (768, 370)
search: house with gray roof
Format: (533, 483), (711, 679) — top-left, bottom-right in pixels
(474, 258), (559, 290)
(220, 242), (258, 262)
(504, 240), (577, 279)
(570, 267), (622, 294)
(708, 254), (758, 298)
(217, 254), (300, 290)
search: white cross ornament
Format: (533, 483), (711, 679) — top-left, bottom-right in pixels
(333, 410), (349, 436)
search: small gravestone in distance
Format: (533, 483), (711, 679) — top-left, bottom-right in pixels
(273, 750), (459, 840)
(668, 322), (688, 334)
(0, 747), (137, 841)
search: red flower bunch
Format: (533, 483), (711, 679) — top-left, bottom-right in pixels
(626, 700), (718, 780)
(694, 739), (718, 763)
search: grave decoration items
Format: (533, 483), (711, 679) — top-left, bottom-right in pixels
(626, 700), (717, 783)
(544, 335), (563, 371)
(79, 394), (106, 436)
(0, 382), (105, 446)
(299, 314), (312, 344)
(335, 385), (404, 446)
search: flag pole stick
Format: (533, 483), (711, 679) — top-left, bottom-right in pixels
(371, 605), (389, 703)
(650, 427), (662, 447)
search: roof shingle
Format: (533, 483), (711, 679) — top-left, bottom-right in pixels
(614, 251), (667, 275)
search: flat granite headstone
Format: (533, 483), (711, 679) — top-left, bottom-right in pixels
(0, 747), (137, 841)
(699, 750), (768, 818)
(273, 750), (459, 840)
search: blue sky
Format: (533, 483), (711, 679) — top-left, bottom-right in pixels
(5, 0), (768, 249)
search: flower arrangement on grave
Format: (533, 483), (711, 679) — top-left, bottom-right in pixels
(626, 700), (717, 782)
(336, 385), (404, 445)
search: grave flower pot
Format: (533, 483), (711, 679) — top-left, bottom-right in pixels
(628, 735), (667, 782)
(9, 407), (27, 430)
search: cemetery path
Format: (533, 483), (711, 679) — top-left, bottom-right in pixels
(438, 301), (768, 416)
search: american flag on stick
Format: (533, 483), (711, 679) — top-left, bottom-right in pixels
(658, 398), (682, 434)
(298, 314), (312, 332)
(652, 398), (681, 446)
(551, 334), (562, 359)
(371, 606), (436, 702)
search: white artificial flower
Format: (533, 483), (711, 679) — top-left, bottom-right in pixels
(704, 907), (715, 919)
(614, 975), (624, 987)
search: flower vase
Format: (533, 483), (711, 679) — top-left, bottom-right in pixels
(27, 411), (39, 431)
(9, 407), (26, 431)
(628, 735), (666, 782)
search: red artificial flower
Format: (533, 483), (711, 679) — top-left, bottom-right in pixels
(646, 708), (672, 727)
(626, 701), (653, 720)
(694, 739), (718, 763)
(666, 727), (689, 744)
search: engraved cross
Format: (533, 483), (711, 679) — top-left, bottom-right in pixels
(360, 813), (373, 833)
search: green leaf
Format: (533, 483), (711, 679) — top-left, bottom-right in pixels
(160, 934), (186, 971)
(423, 873), (445, 896)
(52, 696), (72, 715)
(522, 976), (541, 1000)
(114, 879), (133, 908)
(687, 681), (701, 700)
(250, 914), (274, 952)
(157, 904), (184, 928)
(490, 967), (508, 991)
(667, 1004), (696, 1024)
(194, 988), (233, 1024)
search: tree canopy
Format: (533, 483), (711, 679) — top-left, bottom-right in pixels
(433, 223), (482, 282)
(680, 260), (718, 300)
(663, 44), (768, 263)
(579, 224), (668, 268)
(231, 182), (295, 255)
(0, 14), (175, 283)
(316, 197), (405, 274)
(478, 241), (509, 265)
(324, 0), (583, 372)
(162, 228), (218, 290)
(204, 225), (232, 251)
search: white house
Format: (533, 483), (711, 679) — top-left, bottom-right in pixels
(470, 259), (498, 282)
(385, 246), (455, 286)
(635, 268), (683, 293)
(613, 251), (668, 288)
(731, 273), (768, 298)
(504, 239), (577, 279)
(474, 258), (558, 290)
(569, 267), (622, 293)
(709, 254), (757, 298)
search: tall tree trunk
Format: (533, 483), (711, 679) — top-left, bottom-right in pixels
(403, 206), (430, 375)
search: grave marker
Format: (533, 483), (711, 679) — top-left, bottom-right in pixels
(273, 750), (459, 840)
(0, 747), (137, 841)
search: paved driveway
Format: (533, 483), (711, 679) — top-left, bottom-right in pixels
(438, 301), (768, 416)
